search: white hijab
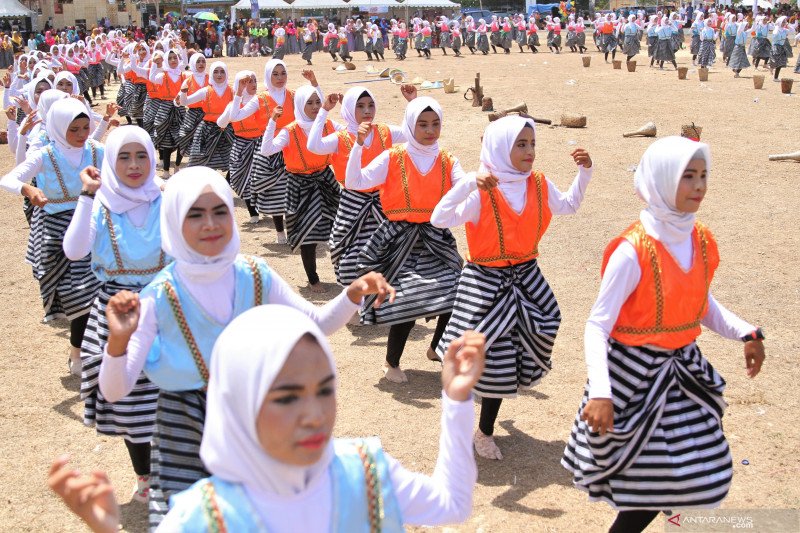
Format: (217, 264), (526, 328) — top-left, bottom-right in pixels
(293, 85), (318, 132)
(37, 89), (68, 125)
(54, 71), (80, 96)
(634, 136), (711, 246)
(340, 86), (375, 135)
(160, 166), (240, 283)
(164, 49), (183, 82)
(97, 126), (160, 215)
(188, 53), (207, 85)
(208, 61), (229, 97)
(233, 70), (256, 105)
(263, 59), (287, 105)
(479, 115), (535, 184)
(26, 75), (52, 111)
(46, 98), (90, 159)
(201, 305), (337, 498)
(401, 96), (442, 159)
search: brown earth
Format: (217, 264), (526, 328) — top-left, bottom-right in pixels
(0, 41), (797, 532)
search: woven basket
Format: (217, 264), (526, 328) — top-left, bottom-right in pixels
(612, 59), (622, 69)
(781, 78), (793, 94)
(698, 67), (709, 81)
(561, 113), (587, 128)
(582, 56), (591, 67)
(680, 123), (702, 140)
(626, 61), (637, 72)
(753, 75), (765, 89)
(678, 67), (688, 80)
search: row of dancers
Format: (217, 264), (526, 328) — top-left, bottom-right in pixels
(3, 33), (767, 533)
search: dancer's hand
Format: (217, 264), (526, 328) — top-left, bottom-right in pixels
(80, 166), (102, 194)
(105, 290), (140, 355)
(21, 183), (47, 207)
(476, 171), (498, 191)
(19, 110), (40, 136)
(744, 339), (765, 378)
(12, 95), (31, 114)
(571, 148), (592, 168)
(2, 72), (10, 89)
(5, 105), (15, 120)
(271, 105), (283, 122)
(103, 103), (119, 121)
(48, 456), (120, 533)
(400, 84), (417, 101)
(322, 93), (340, 111)
(301, 69), (318, 87)
(441, 331), (486, 402)
(356, 121), (370, 146)
(582, 398), (614, 435)
(347, 272), (395, 307)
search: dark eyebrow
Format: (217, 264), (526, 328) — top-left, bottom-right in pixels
(271, 374), (335, 392)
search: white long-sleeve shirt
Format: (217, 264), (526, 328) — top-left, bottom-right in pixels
(227, 86), (323, 124)
(98, 269), (360, 402)
(306, 108), (405, 155)
(0, 141), (103, 195)
(430, 165), (593, 228)
(344, 143), (469, 191)
(259, 116), (345, 157)
(584, 235), (756, 399)
(157, 391), (476, 532)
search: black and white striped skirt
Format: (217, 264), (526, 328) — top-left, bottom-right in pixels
(77, 67), (90, 94)
(562, 341), (732, 510)
(452, 35), (462, 51)
(116, 80), (131, 117)
(329, 189), (386, 286)
(80, 281), (158, 443)
(477, 33), (489, 52)
(187, 120), (234, 170)
(697, 40), (715, 65)
(603, 34), (617, 53)
(177, 107), (204, 155)
(88, 63), (104, 88)
(414, 33), (424, 50)
(528, 32), (540, 47)
(25, 208), (99, 322)
(272, 44), (286, 60)
(672, 32), (683, 52)
(251, 151), (287, 215)
(647, 35), (658, 56)
(722, 35), (736, 58)
(729, 44), (751, 70)
(357, 220), (462, 325)
(655, 39), (676, 62)
(577, 32), (586, 47)
(466, 31), (476, 48)
(624, 35), (640, 56)
(151, 99), (185, 151)
(125, 83), (147, 120)
(491, 31), (500, 47)
(566, 30), (578, 47)
(395, 37), (408, 57)
(752, 37), (771, 59)
(516, 30), (526, 46)
(690, 34), (701, 55)
(284, 167), (340, 252)
(770, 43), (788, 69)
(439, 32), (452, 48)
(301, 40), (314, 61)
(436, 260), (560, 397)
(142, 95), (157, 136)
(228, 135), (259, 202)
(148, 389), (209, 530)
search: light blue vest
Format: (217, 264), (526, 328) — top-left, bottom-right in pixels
(756, 25), (768, 39)
(657, 26), (673, 40)
(735, 30), (747, 46)
(38, 140), (103, 214)
(773, 28), (787, 46)
(142, 255), (271, 392)
(91, 197), (169, 286)
(169, 438), (404, 533)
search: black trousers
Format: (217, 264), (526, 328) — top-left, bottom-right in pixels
(386, 313), (451, 368)
(300, 243), (319, 285)
(69, 313), (90, 349)
(609, 510), (660, 533)
(124, 440), (151, 476)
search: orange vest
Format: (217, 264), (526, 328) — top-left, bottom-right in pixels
(283, 120), (333, 174)
(232, 93), (270, 139)
(601, 21), (614, 34)
(331, 124), (392, 190)
(465, 172), (552, 267)
(380, 146), (454, 223)
(603, 221), (720, 350)
(186, 73), (208, 109)
(265, 90), (295, 137)
(154, 72), (182, 101)
(124, 70), (136, 83)
(201, 86), (233, 123)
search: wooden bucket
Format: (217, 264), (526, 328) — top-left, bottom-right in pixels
(753, 75), (765, 89)
(612, 59), (622, 69)
(698, 67), (709, 81)
(680, 123), (702, 141)
(582, 56), (591, 67)
(627, 61), (637, 72)
(781, 78), (793, 94)
(677, 66), (688, 80)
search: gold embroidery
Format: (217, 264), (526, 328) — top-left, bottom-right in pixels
(383, 147), (449, 217)
(44, 142), (97, 204)
(101, 207), (166, 277)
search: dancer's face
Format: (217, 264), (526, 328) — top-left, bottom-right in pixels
(270, 64), (287, 89)
(303, 93), (322, 120)
(56, 78), (73, 93)
(212, 66), (226, 84)
(182, 190), (233, 257)
(510, 125), (536, 173)
(413, 110), (441, 146)
(115, 143), (151, 189)
(354, 95), (375, 124)
(194, 56), (206, 72)
(675, 158), (707, 213)
(256, 336), (336, 466)
(65, 117), (91, 148)
(167, 52), (179, 69)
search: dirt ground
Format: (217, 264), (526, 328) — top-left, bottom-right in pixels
(0, 40), (798, 532)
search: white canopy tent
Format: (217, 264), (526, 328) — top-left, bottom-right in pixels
(231, 0), (292, 21)
(0, 0), (35, 17)
(396, 0), (460, 7)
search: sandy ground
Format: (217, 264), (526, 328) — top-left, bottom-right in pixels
(0, 39), (798, 532)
